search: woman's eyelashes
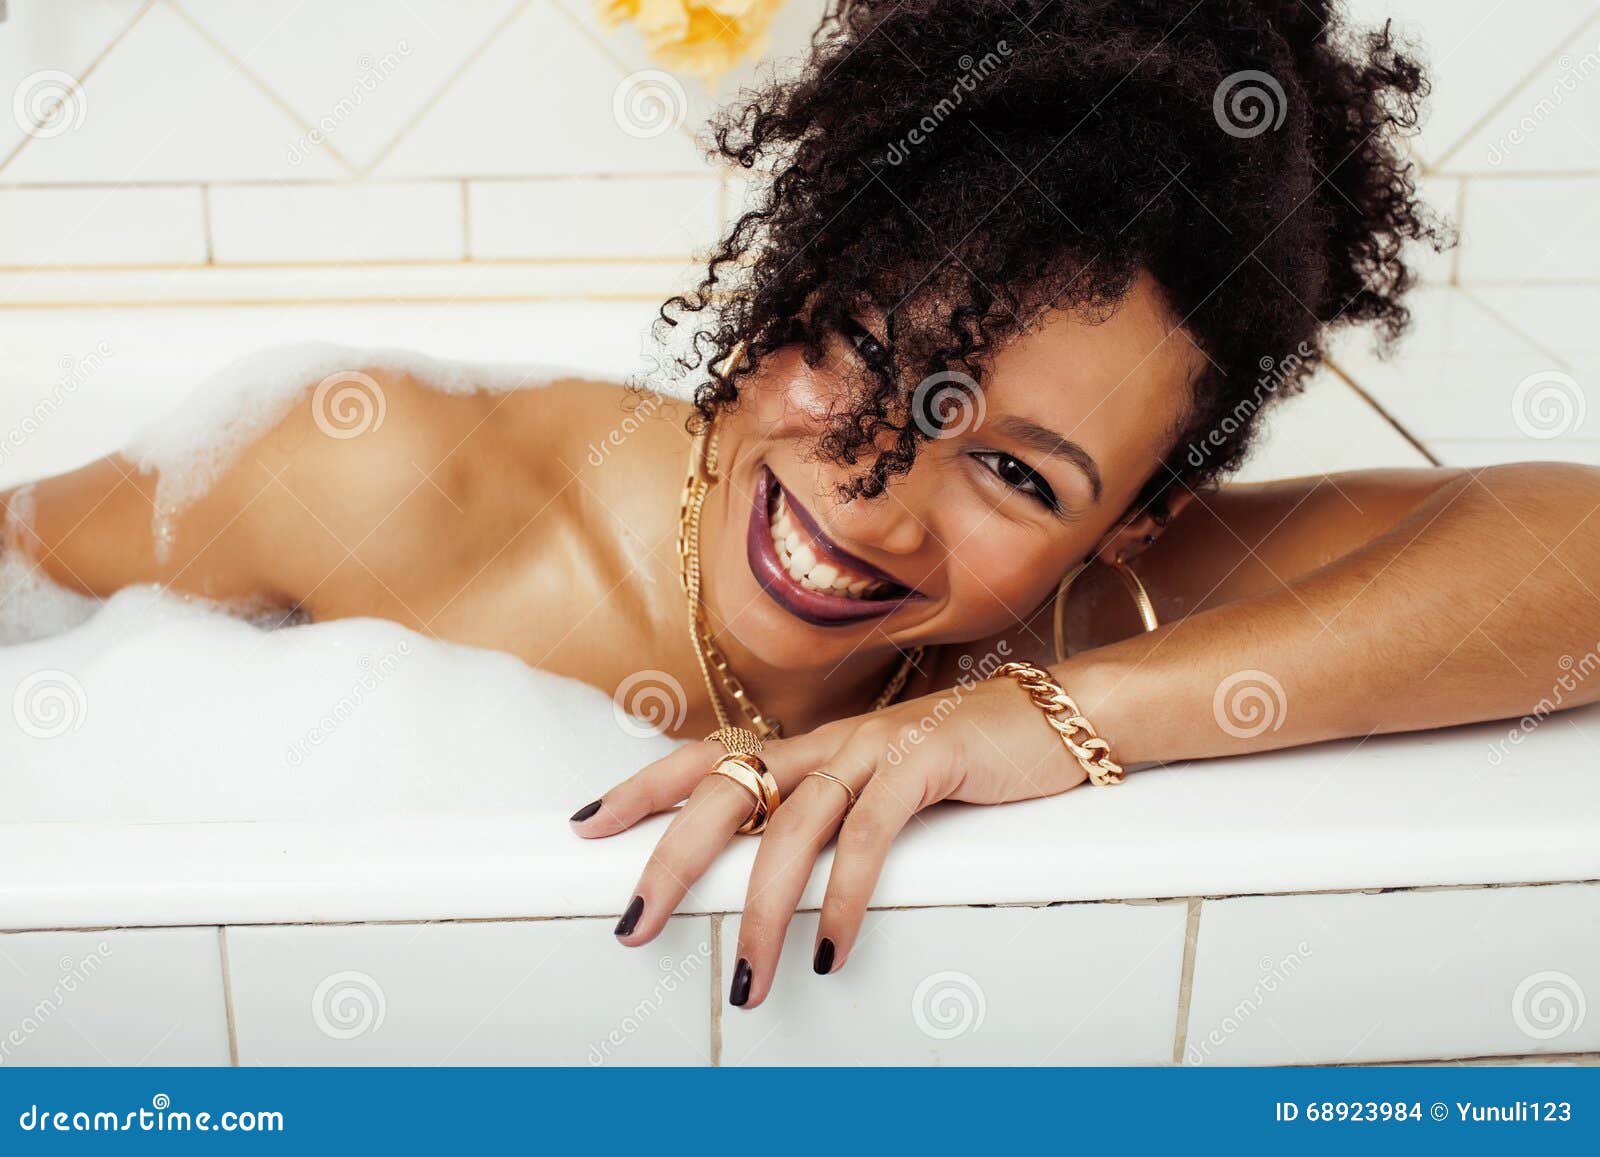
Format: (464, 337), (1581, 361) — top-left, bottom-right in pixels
(970, 451), (1062, 513)
(842, 317), (890, 369)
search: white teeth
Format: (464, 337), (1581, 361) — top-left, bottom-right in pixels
(769, 485), (896, 601)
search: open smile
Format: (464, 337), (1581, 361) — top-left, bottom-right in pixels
(746, 466), (923, 627)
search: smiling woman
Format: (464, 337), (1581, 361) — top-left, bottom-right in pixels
(3, 0), (1600, 1022)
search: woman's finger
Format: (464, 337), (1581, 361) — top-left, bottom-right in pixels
(727, 766), (862, 1009)
(615, 771), (759, 945)
(815, 758), (933, 973)
(568, 738), (722, 838)
(613, 725), (849, 946)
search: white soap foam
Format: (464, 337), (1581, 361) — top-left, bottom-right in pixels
(0, 582), (679, 823)
(125, 343), (584, 560)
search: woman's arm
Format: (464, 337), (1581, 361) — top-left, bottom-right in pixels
(1060, 462), (1600, 761)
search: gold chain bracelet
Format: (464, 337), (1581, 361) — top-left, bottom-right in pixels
(989, 661), (1125, 786)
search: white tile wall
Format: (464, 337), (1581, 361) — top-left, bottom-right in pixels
(209, 182), (464, 263)
(719, 902), (1188, 1065)
(0, 926), (230, 1065)
(0, 185), (206, 266)
(467, 176), (720, 260)
(1185, 884), (1600, 1065)
(227, 917), (714, 1065)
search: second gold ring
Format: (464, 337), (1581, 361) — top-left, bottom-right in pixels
(708, 753), (781, 834)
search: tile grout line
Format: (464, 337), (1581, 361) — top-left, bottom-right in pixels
(216, 926), (240, 1066)
(1324, 358), (1442, 466)
(1170, 897), (1201, 1065)
(709, 914), (723, 1066)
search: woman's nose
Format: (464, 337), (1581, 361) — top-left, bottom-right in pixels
(827, 480), (934, 558)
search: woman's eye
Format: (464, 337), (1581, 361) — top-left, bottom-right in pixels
(843, 318), (889, 368)
(973, 452), (1060, 511)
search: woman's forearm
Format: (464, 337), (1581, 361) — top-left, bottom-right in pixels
(1062, 463), (1600, 765)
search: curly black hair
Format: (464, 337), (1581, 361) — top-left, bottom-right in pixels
(657, 0), (1449, 516)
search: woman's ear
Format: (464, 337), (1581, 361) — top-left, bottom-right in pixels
(1086, 487), (1198, 566)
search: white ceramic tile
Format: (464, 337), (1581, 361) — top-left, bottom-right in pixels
(468, 176), (720, 259)
(1228, 369), (1431, 485)
(720, 903), (1187, 1065)
(1457, 177), (1600, 283)
(1330, 286), (1592, 449)
(209, 182), (464, 263)
(0, 186), (206, 266)
(3, 3), (345, 183)
(174, 0), (522, 174)
(228, 917), (713, 1065)
(0, 0), (145, 165)
(0, 926), (229, 1065)
(1342, 0), (1597, 168)
(1186, 884), (1600, 1065)
(1450, 18), (1600, 173)
(1469, 286), (1600, 360)
(376, 2), (704, 178)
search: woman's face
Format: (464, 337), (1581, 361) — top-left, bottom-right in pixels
(705, 273), (1202, 674)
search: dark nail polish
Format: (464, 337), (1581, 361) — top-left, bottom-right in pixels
(813, 938), (835, 975)
(614, 895), (644, 937)
(569, 799), (602, 823)
(729, 958), (753, 1006)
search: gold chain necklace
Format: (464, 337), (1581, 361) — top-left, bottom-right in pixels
(677, 420), (923, 739)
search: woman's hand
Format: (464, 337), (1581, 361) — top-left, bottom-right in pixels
(569, 670), (1088, 1009)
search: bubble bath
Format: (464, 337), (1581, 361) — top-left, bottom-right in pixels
(2, 344), (678, 827)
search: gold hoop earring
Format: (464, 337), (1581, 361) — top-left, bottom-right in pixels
(1052, 557), (1160, 663)
(713, 338), (751, 384)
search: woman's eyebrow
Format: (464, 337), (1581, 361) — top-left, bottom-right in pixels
(987, 414), (1104, 503)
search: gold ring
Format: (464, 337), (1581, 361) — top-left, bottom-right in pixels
(707, 726), (764, 758)
(804, 771), (858, 812)
(707, 753), (781, 834)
